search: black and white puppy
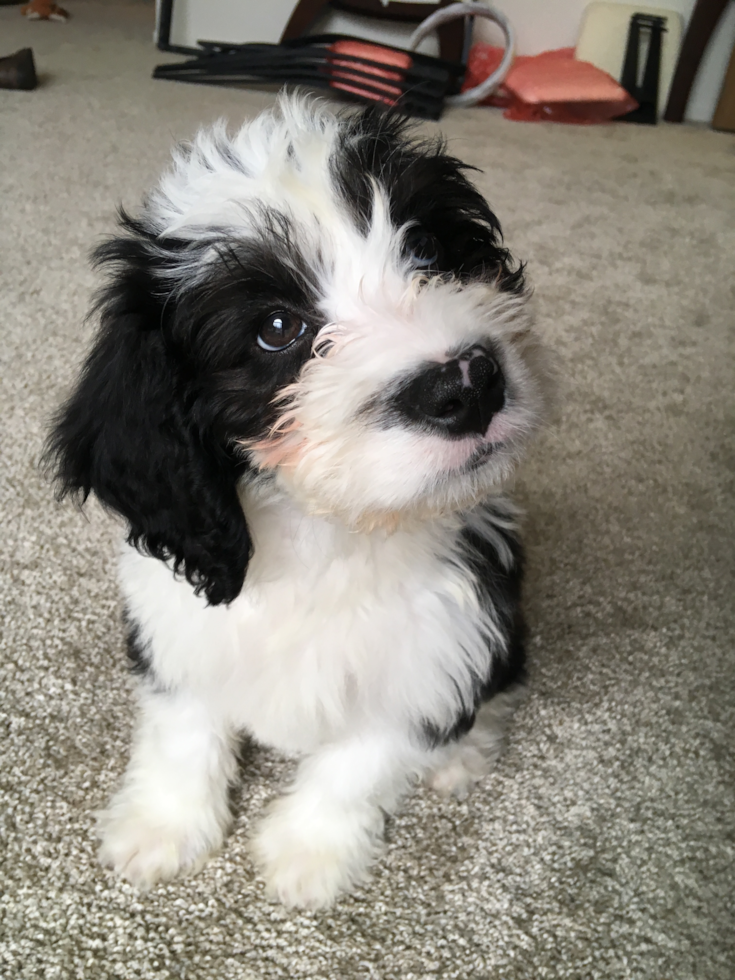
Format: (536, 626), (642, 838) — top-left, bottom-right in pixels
(47, 95), (553, 909)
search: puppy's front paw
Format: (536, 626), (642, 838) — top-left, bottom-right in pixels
(249, 797), (382, 909)
(426, 739), (495, 799)
(96, 794), (227, 888)
(426, 748), (486, 799)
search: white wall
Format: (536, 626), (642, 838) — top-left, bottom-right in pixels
(474, 0), (735, 122)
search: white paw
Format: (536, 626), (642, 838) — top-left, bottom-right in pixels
(96, 797), (226, 888)
(427, 690), (524, 798)
(426, 743), (489, 799)
(249, 798), (381, 909)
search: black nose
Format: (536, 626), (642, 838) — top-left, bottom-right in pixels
(397, 346), (505, 437)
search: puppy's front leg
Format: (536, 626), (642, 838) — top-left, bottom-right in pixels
(97, 686), (237, 888)
(250, 731), (423, 909)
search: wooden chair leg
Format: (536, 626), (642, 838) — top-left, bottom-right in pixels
(712, 39), (735, 130)
(664, 0), (729, 122)
(282, 0), (331, 41)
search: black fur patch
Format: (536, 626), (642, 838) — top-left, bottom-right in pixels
(44, 209), (320, 607)
(122, 608), (153, 678)
(333, 107), (525, 292)
(422, 509), (526, 749)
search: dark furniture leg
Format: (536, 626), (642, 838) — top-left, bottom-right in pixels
(663, 0), (729, 122)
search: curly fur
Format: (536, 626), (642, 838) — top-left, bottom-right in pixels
(46, 95), (553, 908)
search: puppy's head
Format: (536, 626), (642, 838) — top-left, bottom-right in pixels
(47, 95), (552, 604)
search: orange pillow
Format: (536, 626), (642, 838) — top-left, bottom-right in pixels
(506, 48), (631, 104)
(463, 45), (637, 123)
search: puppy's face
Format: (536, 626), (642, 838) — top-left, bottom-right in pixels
(49, 97), (552, 603)
(146, 99), (549, 527)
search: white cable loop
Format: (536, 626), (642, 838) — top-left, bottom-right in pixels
(408, 2), (515, 107)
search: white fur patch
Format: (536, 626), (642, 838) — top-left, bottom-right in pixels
(97, 688), (237, 887)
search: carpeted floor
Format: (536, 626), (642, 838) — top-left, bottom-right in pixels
(1, 3), (734, 979)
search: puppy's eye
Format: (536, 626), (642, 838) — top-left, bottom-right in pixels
(405, 227), (442, 270)
(257, 312), (308, 351)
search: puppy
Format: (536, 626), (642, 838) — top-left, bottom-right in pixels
(47, 95), (553, 909)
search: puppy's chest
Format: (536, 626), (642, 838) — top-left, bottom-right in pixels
(122, 498), (487, 752)
(239, 497), (470, 651)
(218, 498), (482, 743)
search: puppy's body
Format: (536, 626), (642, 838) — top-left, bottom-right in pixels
(124, 484), (523, 751)
(48, 96), (552, 908)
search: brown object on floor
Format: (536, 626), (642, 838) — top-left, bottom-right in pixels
(663, 0), (729, 122)
(281, 0), (464, 63)
(712, 40), (735, 130)
(21, 0), (69, 20)
(0, 47), (37, 89)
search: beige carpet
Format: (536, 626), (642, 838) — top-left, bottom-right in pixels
(2, 3), (734, 978)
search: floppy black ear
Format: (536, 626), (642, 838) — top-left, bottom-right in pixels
(46, 227), (251, 606)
